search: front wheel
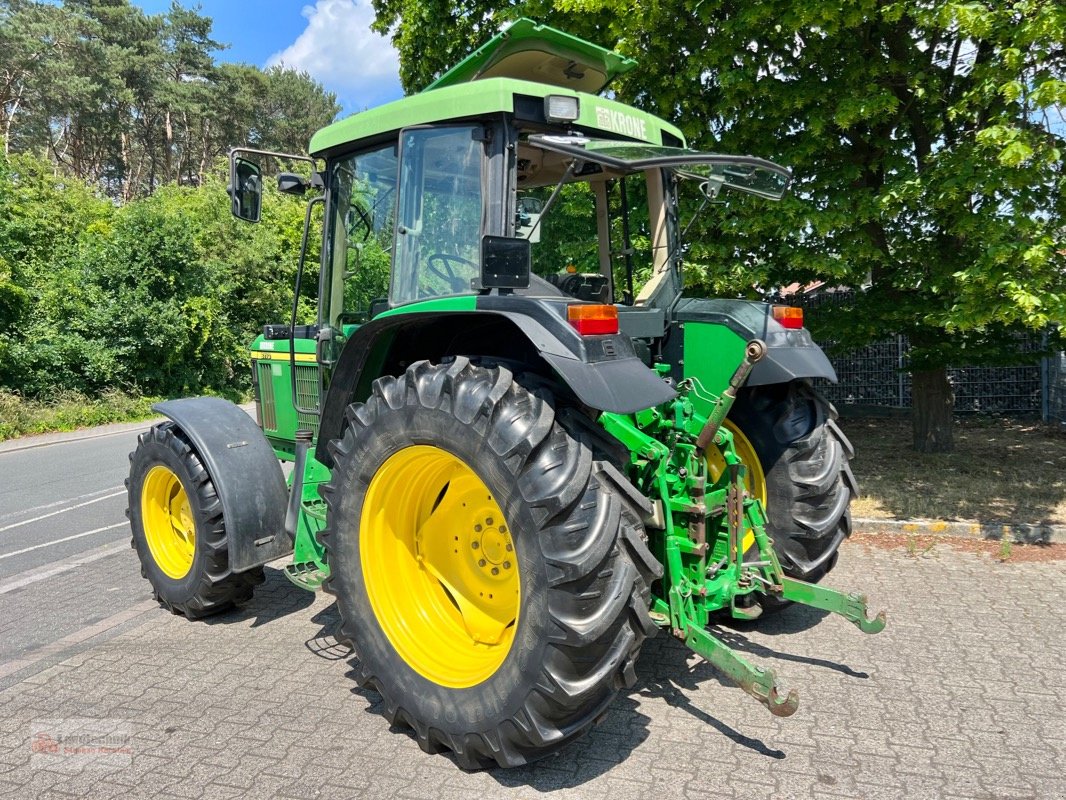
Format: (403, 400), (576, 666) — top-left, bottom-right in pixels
(320, 358), (661, 768)
(127, 423), (263, 618)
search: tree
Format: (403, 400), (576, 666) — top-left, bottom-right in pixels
(1, 1), (340, 200)
(372, 0), (1066, 452)
(0, 0), (98, 156)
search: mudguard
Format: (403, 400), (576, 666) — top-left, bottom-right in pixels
(315, 299), (677, 466)
(152, 397), (291, 572)
(671, 298), (837, 386)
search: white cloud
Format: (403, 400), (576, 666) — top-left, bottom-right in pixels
(267, 0), (403, 112)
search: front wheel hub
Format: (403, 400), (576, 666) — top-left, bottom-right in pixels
(140, 464), (197, 580)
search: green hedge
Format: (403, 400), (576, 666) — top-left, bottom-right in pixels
(0, 149), (315, 402)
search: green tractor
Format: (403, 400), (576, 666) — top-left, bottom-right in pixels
(127, 19), (884, 768)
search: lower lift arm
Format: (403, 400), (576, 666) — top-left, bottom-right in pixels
(617, 338), (887, 718)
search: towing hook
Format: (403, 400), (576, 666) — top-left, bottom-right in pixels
(743, 666), (800, 718)
(859, 610), (888, 634)
(766, 685), (801, 718)
(852, 595), (888, 634)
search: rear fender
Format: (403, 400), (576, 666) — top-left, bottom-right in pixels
(668, 298), (836, 394)
(315, 303), (676, 466)
(152, 397), (290, 572)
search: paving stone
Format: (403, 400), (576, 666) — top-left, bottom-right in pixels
(0, 544), (1064, 799)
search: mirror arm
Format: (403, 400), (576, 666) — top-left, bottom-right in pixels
(228, 146), (323, 191)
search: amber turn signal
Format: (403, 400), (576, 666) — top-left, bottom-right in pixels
(567, 304), (618, 335)
(771, 305), (804, 329)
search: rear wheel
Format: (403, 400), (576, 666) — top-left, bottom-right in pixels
(127, 423), (263, 618)
(724, 381), (857, 587)
(320, 358), (660, 768)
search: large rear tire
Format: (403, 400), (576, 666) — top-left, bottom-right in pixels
(127, 422), (263, 618)
(729, 380), (857, 584)
(320, 358), (660, 768)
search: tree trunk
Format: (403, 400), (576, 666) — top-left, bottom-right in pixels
(164, 109), (173, 182)
(911, 367), (954, 453)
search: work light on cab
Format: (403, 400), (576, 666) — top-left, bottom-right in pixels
(544, 95), (579, 123)
(567, 304), (618, 335)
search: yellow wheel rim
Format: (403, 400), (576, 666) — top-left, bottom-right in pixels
(360, 446), (520, 688)
(141, 465), (197, 580)
(706, 421), (767, 552)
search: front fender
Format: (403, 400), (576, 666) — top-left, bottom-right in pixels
(152, 397), (290, 572)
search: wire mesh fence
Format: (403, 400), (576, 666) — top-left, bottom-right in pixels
(1048, 350), (1066, 425)
(798, 293), (1062, 422)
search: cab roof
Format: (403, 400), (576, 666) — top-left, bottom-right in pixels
(426, 17), (637, 93)
(307, 19), (684, 158)
(308, 78), (685, 157)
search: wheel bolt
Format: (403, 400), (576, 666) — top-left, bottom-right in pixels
(478, 559), (486, 567)
(500, 525), (507, 534)
(491, 567), (499, 575)
(471, 541), (479, 549)
(474, 524), (482, 532)
(505, 543), (512, 552)
(503, 561), (511, 569)
(486, 517), (494, 526)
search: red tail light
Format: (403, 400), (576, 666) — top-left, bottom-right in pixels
(772, 305), (804, 329)
(567, 304), (618, 335)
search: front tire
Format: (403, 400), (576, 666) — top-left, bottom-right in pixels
(127, 422), (263, 618)
(320, 358), (661, 768)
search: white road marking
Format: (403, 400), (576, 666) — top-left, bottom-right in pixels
(0, 485), (127, 525)
(0, 540), (129, 595)
(0, 489), (126, 534)
(0, 522), (127, 560)
(0, 424), (152, 455)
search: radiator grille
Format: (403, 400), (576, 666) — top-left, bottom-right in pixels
(257, 361), (278, 432)
(295, 363), (321, 437)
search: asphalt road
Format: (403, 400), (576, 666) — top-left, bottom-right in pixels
(0, 423), (156, 674)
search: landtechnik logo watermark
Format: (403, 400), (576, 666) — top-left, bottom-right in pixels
(29, 718), (133, 770)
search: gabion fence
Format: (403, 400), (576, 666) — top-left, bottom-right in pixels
(816, 334), (1055, 419)
(796, 292), (1063, 423)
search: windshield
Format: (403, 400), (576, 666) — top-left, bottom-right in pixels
(527, 134), (791, 201)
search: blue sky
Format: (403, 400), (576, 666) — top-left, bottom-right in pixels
(130, 0), (404, 115)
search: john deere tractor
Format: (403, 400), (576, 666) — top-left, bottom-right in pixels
(127, 19), (884, 768)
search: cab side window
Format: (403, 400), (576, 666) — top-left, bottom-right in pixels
(391, 126), (484, 305)
(326, 144), (398, 328)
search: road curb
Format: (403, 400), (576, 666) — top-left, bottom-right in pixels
(855, 517), (1066, 545)
(0, 417), (164, 454)
(0, 403), (256, 455)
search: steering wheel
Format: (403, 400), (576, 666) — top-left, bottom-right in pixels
(426, 253), (476, 293)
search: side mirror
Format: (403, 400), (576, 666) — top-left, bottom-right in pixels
(481, 235), (531, 290)
(277, 172), (308, 195)
(230, 157), (262, 222)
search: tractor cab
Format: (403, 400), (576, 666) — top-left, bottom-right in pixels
(230, 18), (792, 369)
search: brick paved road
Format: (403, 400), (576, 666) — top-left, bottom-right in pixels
(0, 541), (1063, 800)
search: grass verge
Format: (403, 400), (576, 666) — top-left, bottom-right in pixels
(0, 389), (161, 441)
(842, 414), (1066, 526)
